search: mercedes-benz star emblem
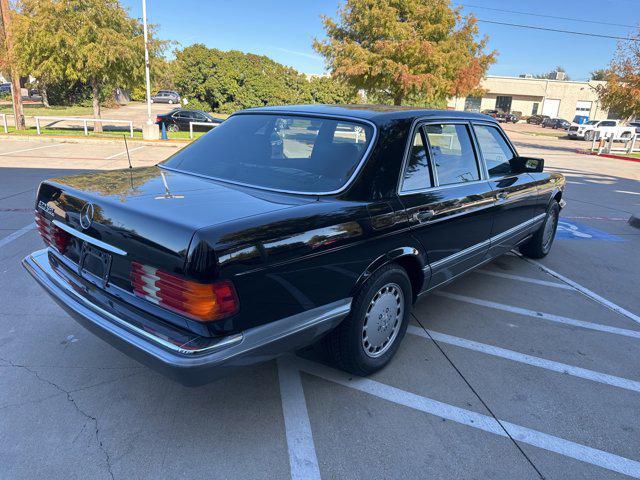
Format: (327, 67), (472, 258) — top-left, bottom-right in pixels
(79, 203), (95, 230)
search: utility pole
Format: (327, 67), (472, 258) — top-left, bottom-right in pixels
(0, 0), (26, 130)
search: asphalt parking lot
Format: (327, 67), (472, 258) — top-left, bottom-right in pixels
(1, 132), (639, 479)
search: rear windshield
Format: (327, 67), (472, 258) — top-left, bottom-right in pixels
(161, 114), (374, 193)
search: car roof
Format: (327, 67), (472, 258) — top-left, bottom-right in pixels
(238, 104), (497, 125)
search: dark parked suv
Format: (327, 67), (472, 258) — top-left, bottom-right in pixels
(527, 115), (550, 125)
(23, 105), (565, 385)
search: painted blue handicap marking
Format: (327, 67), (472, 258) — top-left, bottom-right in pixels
(556, 220), (623, 241)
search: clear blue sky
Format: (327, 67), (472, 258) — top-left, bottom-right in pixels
(122, 0), (640, 81)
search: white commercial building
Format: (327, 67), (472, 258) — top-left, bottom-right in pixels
(447, 75), (611, 121)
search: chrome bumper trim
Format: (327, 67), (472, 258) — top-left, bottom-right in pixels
(53, 220), (127, 256)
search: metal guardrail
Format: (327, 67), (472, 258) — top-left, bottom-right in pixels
(189, 121), (218, 139)
(0, 113), (8, 133)
(594, 133), (640, 155)
(35, 116), (134, 138)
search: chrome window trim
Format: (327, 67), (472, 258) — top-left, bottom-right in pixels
(159, 112), (378, 196)
(52, 220), (127, 256)
(398, 118), (489, 196)
(470, 121), (521, 181)
(424, 213), (546, 272)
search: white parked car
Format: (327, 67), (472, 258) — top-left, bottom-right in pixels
(567, 120), (636, 141)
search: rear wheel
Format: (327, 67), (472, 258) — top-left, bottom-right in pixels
(325, 264), (412, 376)
(520, 201), (560, 258)
(167, 124), (179, 132)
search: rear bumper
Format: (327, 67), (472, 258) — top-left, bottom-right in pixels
(22, 249), (350, 386)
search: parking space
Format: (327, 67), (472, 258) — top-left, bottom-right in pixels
(1, 134), (639, 479)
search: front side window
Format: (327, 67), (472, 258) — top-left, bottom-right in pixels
(424, 124), (480, 186)
(401, 129), (432, 192)
(473, 125), (516, 177)
(162, 114), (373, 193)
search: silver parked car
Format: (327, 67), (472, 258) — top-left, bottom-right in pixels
(150, 90), (181, 104)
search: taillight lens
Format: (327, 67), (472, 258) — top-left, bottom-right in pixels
(35, 210), (70, 254)
(130, 262), (239, 322)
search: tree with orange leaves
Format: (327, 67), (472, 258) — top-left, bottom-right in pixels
(314, 0), (496, 106)
(596, 38), (640, 120)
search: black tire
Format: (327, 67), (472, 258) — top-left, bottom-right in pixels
(325, 264), (412, 376)
(520, 201), (560, 259)
(167, 124), (179, 132)
(584, 130), (594, 141)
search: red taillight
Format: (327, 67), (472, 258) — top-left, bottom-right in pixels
(130, 262), (239, 322)
(155, 116), (163, 123)
(35, 210), (70, 254)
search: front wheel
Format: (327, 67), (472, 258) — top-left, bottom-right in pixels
(584, 130), (595, 141)
(325, 264), (412, 376)
(520, 201), (560, 258)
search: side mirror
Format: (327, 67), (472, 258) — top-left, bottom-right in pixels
(509, 156), (544, 173)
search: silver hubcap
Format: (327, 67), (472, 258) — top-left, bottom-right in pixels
(543, 209), (558, 251)
(362, 283), (404, 358)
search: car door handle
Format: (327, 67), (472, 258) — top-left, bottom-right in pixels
(415, 209), (435, 223)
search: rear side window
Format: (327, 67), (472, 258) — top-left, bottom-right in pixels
(401, 129), (432, 192)
(162, 114), (373, 193)
(599, 121), (616, 127)
(424, 124), (480, 186)
(473, 125), (516, 177)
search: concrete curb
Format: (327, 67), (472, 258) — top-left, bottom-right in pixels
(0, 133), (188, 148)
(628, 214), (640, 229)
(575, 149), (640, 163)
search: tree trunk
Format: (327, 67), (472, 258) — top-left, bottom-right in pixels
(41, 85), (50, 108)
(0, 0), (26, 130)
(393, 92), (403, 106)
(91, 79), (102, 133)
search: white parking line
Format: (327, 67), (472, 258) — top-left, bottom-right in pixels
(514, 253), (640, 326)
(407, 326), (640, 393)
(475, 269), (572, 289)
(104, 146), (144, 160)
(292, 356), (640, 479)
(434, 292), (640, 340)
(0, 143), (64, 156)
(277, 357), (321, 480)
(0, 223), (35, 249)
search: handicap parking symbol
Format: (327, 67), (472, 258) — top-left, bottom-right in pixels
(556, 220), (623, 241)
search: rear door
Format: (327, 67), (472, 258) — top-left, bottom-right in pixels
(471, 122), (538, 256)
(398, 121), (495, 289)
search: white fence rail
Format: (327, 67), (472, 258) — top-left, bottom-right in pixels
(592, 133), (640, 155)
(188, 121), (218, 139)
(0, 113), (8, 133)
(35, 116), (134, 138)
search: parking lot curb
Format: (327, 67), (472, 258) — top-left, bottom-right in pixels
(575, 149), (640, 163)
(0, 133), (188, 148)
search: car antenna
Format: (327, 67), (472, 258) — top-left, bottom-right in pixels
(123, 134), (133, 170)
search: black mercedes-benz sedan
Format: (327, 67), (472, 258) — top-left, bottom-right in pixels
(23, 105), (565, 385)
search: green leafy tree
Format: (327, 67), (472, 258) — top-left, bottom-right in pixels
(306, 75), (359, 104)
(313, 0), (495, 106)
(12, 0), (166, 130)
(174, 45), (357, 113)
(597, 39), (640, 119)
(590, 69), (608, 81)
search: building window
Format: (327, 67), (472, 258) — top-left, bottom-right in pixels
(495, 96), (513, 113)
(464, 96), (481, 112)
(532, 103), (539, 115)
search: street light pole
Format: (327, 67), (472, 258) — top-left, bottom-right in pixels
(142, 0), (152, 125)
(141, 0), (159, 139)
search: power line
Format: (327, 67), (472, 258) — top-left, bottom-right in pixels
(456, 3), (638, 29)
(476, 19), (639, 41)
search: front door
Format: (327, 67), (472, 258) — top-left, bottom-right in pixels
(398, 122), (495, 290)
(471, 122), (538, 256)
